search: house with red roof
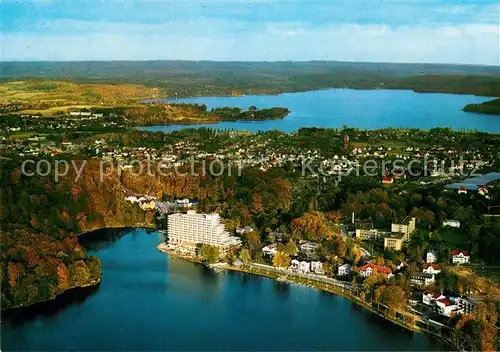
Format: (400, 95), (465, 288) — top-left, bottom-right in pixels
(360, 264), (393, 279)
(423, 263), (441, 275)
(382, 176), (394, 184)
(451, 250), (470, 265)
(436, 297), (462, 317)
(457, 187), (467, 194)
(422, 291), (445, 306)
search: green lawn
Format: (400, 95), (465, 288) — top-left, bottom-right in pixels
(440, 228), (470, 248)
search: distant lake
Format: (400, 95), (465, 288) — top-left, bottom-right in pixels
(139, 89), (499, 133)
(1, 228), (445, 351)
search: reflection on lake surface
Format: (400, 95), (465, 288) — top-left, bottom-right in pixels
(140, 89), (498, 133)
(1, 228), (446, 351)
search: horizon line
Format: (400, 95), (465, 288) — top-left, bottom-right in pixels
(1, 59), (499, 68)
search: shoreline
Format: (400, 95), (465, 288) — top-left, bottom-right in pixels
(156, 243), (460, 350)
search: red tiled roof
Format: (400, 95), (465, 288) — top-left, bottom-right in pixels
(437, 298), (453, 306)
(360, 264), (392, 275)
(423, 263), (441, 270)
(451, 250), (469, 256)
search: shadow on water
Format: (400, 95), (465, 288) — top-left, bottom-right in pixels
(78, 227), (156, 251)
(1, 284), (100, 326)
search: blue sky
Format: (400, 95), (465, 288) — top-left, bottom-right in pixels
(1, 0), (499, 64)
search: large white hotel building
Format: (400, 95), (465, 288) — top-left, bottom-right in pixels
(167, 211), (241, 254)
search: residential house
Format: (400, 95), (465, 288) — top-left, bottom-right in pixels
(478, 186), (489, 199)
(338, 263), (351, 276)
(310, 261), (324, 274)
(300, 242), (319, 252)
(457, 187), (467, 194)
(410, 272), (435, 286)
(298, 261), (311, 273)
(236, 226), (255, 235)
(262, 244), (278, 257)
(452, 250), (470, 265)
(443, 220), (461, 228)
(423, 263), (441, 275)
(360, 264), (393, 279)
(176, 198), (193, 208)
(394, 260), (405, 270)
(382, 176), (394, 184)
(426, 251), (438, 263)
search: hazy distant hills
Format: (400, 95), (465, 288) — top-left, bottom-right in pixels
(2, 61), (500, 97)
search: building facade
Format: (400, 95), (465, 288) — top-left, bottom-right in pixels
(391, 216), (416, 237)
(167, 211), (241, 254)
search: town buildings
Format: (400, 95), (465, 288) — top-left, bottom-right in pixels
(167, 211), (241, 254)
(384, 216), (416, 251)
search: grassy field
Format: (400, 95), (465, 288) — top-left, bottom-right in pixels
(0, 80), (161, 116)
(439, 228), (470, 248)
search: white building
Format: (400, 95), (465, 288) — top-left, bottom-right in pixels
(310, 261), (324, 274)
(443, 220), (461, 228)
(167, 211), (241, 254)
(426, 251), (438, 264)
(262, 244), (278, 257)
(452, 250), (470, 265)
(436, 298), (462, 317)
(236, 226), (254, 235)
(422, 292), (445, 306)
(300, 242), (319, 252)
(338, 264), (351, 276)
(423, 263), (441, 275)
(411, 273), (435, 286)
(454, 297), (476, 314)
(291, 260), (311, 273)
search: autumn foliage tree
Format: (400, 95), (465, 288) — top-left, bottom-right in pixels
(272, 252), (291, 268)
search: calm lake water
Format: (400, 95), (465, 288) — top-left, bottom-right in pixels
(2, 228), (445, 351)
(140, 89), (499, 133)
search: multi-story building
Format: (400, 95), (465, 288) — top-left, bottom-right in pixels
(384, 216), (416, 251)
(384, 232), (406, 251)
(355, 222), (379, 241)
(167, 211), (241, 254)
(391, 216), (416, 237)
(454, 297), (476, 314)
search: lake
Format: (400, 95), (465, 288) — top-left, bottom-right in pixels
(139, 89), (499, 133)
(1, 228), (445, 351)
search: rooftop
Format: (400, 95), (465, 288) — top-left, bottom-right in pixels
(392, 216), (414, 225)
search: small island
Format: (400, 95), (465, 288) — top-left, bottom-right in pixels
(463, 98), (500, 115)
